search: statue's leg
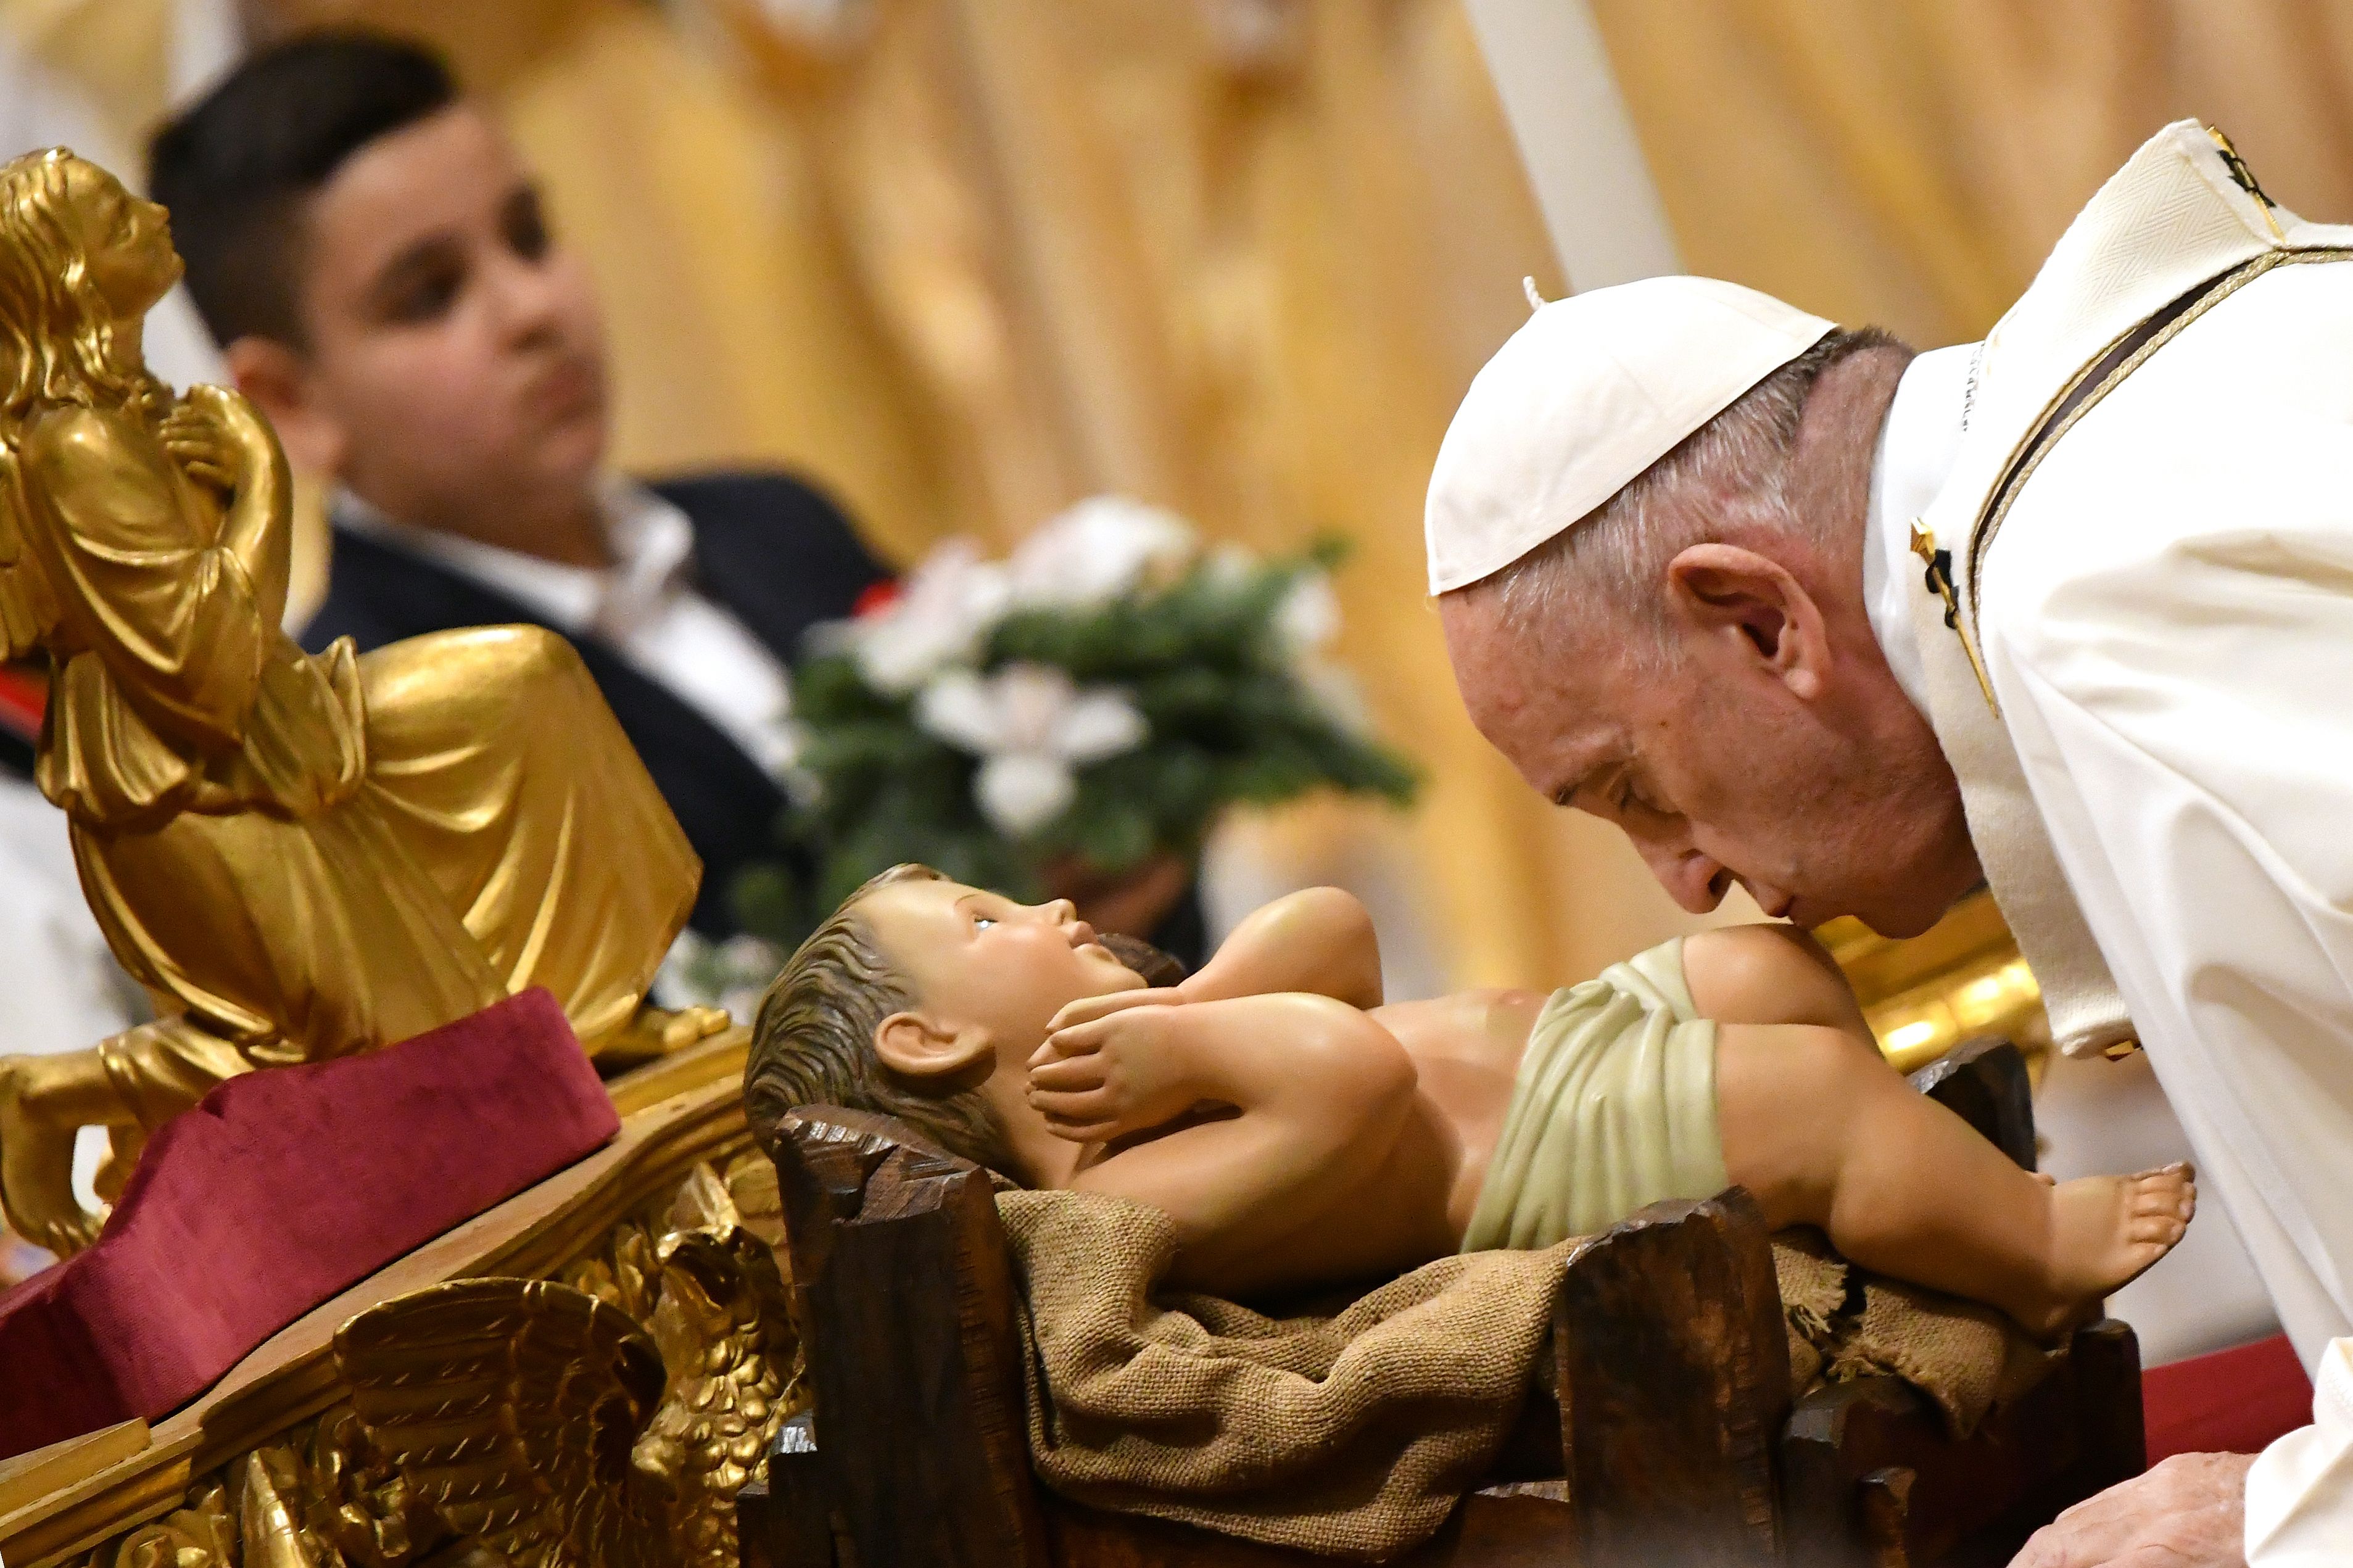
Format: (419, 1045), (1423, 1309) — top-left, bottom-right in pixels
(52, 797), (504, 1232)
(356, 627), (705, 1055)
(70, 799), (505, 1067)
(0, 1018), (246, 1256)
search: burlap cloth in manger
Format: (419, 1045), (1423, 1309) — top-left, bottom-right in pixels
(998, 1189), (2056, 1562)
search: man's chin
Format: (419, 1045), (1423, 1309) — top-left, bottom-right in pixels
(1850, 893), (1961, 941)
(1782, 883), (1960, 939)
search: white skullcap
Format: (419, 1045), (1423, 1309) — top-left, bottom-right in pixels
(1424, 276), (1834, 594)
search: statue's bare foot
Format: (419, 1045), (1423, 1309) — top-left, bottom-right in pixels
(0, 1056), (103, 1256)
(2027, 1163), (2195, 1337)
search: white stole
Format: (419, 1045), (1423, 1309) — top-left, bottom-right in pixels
(1904, 120), (2346, 1058)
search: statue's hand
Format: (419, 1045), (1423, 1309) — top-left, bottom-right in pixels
(1028, 1002), (1198, 1144)
(1046, 986), (1185, 1035)
(161, 386), (275, 501)
(158, 397), (242, 498)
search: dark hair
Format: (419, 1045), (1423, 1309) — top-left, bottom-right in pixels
(147, 31), (458, 347)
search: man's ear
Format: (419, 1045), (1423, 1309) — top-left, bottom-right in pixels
(223, 335), (345, 479)
(872, 1010), (994, 1086)
(1664, 542), (1832, 701)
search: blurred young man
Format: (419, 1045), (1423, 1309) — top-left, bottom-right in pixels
(147, 33), (886, 939)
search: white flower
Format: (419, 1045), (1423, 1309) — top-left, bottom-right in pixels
(842, 538), (1011, 693)
(974, 754), (1077, 838)
(1008, 495), (1196, 608)
(653, 929), (784, 1021)
(916, 662), (1148, 836)
(1302, 662), (1374, 735)
(1273, 569), (1339, 654)
(1203, 541), (1256, 588)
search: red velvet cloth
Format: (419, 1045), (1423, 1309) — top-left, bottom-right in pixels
(0, 989), (616, 1459)
(2143, 1334), (2314, 1464)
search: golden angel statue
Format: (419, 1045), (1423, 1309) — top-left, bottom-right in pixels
(0, 149), (718, 1256)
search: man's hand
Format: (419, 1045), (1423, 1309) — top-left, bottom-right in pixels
(2010, 1453), (2254, 1567)
(1028, 1002), (1201, 1143)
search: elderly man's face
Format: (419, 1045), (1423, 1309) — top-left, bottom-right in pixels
(1439, 573), (1978, 938)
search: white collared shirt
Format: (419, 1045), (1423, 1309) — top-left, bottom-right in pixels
(1859, 344), (1975, 720)
(335, 481), (798, 777)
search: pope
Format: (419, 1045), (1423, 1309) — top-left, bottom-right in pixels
(1426, 121), (2353, 1567)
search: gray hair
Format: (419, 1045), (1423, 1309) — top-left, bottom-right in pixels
(1475, 327), (1896, 669)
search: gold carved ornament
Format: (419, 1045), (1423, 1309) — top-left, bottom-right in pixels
(329, 1229), (794, 1568)
(65, 1157), (800, 1568)
(0, 149), (724, 1259)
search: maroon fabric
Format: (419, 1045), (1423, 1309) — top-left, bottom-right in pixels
(2143, 1334), (2313, 1463)
(0, 989), (616, 1459)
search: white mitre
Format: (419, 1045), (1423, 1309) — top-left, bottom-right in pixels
(1424, 276), (1835, 594)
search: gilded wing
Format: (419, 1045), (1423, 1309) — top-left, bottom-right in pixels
(332, 1277), (674, 1568)
(643, 1226), (799, 1496)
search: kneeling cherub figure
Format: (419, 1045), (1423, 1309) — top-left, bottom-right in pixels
(745, 865), (2192, 1336)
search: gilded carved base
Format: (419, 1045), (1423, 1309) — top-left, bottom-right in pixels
(71, 1142), (794, 1568)
(0, 1042), (789, 1568)
(71, 1134), (790, 1563)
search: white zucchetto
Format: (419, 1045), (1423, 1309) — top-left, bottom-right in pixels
(1424, 276), (1834, 594)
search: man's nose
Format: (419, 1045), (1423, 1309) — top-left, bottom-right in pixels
(1639, 841), (1731, 915)
(1036, 897), (1078, 925)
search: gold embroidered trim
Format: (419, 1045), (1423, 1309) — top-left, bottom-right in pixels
(1955, 246), (2353, 714)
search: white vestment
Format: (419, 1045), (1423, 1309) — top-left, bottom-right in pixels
(1877, 120), (2353, 1556)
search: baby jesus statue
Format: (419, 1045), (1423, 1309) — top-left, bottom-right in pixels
(745, 865), (2194, 1335)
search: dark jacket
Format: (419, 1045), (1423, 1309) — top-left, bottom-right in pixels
(303, 470), (1207, 964)
(301, 471), (886, 937)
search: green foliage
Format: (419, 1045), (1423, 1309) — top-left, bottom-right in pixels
(732, 542), (1417, 947)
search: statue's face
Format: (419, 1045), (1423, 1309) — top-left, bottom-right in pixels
(860, 879), (1148, 1057)
(70, 168), (183, 320)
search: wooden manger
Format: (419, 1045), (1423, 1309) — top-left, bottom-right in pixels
(746, 1039), (2144, 1568)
